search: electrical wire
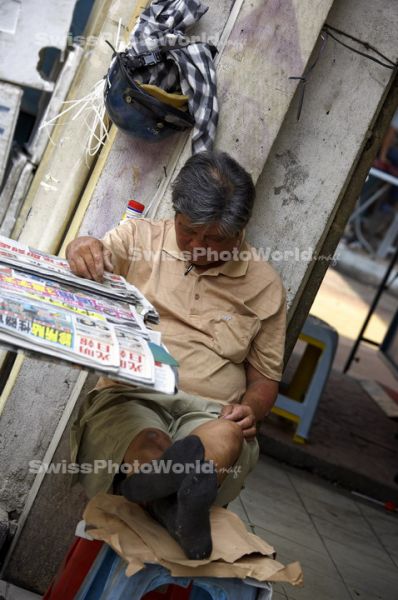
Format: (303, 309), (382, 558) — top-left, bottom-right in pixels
(289, 23), (397, 121)
(323, 24), (398, 70)
(323, 23), (397, 69)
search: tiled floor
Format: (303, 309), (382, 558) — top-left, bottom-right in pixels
(0, 580), (41, 599)
(2, 454), (398, 599)
(228, 455), (398, 600)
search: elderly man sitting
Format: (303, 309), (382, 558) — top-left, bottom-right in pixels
(67, 150), (286, 560)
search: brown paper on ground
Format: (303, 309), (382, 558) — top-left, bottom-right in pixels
(83, 493), (303, 586)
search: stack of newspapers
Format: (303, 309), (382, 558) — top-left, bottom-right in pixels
(0, 236), (178, 394)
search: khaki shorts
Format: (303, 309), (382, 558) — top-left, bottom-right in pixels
(70, 385), (259, 506)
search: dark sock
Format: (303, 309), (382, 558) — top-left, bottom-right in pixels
(148, 466), (218, 560)
(147, 493), (178, 540)
(175, 468), (218, 559)
(121, 435), (205, 503)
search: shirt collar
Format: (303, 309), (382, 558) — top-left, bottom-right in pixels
(163, 220), (249, 278)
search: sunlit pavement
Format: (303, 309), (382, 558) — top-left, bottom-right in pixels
(309, 266), (397, 390)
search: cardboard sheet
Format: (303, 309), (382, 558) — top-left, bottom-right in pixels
(83, 493), (303, 586)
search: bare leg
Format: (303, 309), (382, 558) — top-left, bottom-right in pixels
(122, 419), (243, 489)
(189, 418), (244, 483)
(123, 427), (172, 466)
(122, 430), (205, 501)
(120, 420), (243, 560)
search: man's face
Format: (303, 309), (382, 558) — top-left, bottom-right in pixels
(174, 213), (240, 266)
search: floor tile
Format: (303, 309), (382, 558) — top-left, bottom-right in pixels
(368, 526), (398, 554)
(322, 537), (398, 600)
(390, 552), (398, 569)
(337, 565), (398, 600)
(228, 496), (249, 522)
(356, 501), (398, 556)
(272, 587), (289, 599)
(292, 491), (378, 542)
(357, 502), (398, 529)
(255, 525), (339, 580)
(242, 477), (313, 516)
(242, 478), (305, 517)
(274, 562), (352, 600)
(242, 491), (326, 553)
(0, 581), (41, 600)
(242, 467), (312, 521)
(288, 471), (362, 514)
(310, 514), (395, 567)
(323, 535), (396, 572)
(345, 584), (395, 600)
(241, 483), (315, 527)
(246, 456), (296, 491)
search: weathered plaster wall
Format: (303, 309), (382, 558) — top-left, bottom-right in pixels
(247, 0), (397, 314)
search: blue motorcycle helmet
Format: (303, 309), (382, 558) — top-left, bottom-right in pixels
(104, 44), (194, 142)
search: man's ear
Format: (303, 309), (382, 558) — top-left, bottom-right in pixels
(236, 230), (244, 248)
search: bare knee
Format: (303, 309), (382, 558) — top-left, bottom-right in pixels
(192, 418), (243, 459)
(123, 428), (171, 463)
(217, 419), (244, 453)
(137, 428), (172, 452)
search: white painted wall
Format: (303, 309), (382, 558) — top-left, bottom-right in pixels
(0, 0), (77, 91)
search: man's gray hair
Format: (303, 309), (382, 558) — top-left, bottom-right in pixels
(171, 151), (256, 237)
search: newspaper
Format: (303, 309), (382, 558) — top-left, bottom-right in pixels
(0, 292), (120, 371)
(0, 292), (167, 387)
(0, 235), (159, 323)
(153, 361), (177, 395)
(114, 326), (155, 384)
(0, 249), (178, 393)
(0, 266), (148, 337)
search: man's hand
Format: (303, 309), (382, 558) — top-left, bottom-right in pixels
(219, 403), (257, 440)
(66, 236), (114, 282)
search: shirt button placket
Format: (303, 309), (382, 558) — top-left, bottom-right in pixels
(191, 277), (200, 315)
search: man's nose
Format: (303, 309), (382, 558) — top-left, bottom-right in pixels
(188, 234), (205, 250)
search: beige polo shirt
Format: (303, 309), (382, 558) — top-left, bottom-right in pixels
(98, 218), (286, 405)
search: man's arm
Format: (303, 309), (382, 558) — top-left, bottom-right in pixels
(242, 363), (279, 420)
(220, 363), (278, 440)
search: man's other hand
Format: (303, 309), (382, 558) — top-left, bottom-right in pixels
(66, 236), (114, 282)
(219, 403), (256, 440)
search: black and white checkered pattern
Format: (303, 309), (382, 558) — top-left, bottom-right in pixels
(127, 0), (218, 154)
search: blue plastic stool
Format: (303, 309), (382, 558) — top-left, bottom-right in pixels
(75, 544), (272, 599)
(272, 315), (338, 442)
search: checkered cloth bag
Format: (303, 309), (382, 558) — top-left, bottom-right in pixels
(128, 0), (218, 153)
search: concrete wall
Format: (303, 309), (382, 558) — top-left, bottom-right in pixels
(0, 359), (82, 515)
(248, 0), (397, 316)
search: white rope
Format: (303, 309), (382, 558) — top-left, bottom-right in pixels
(38, 19), (125, 160)
(39, 78), (110, 159)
